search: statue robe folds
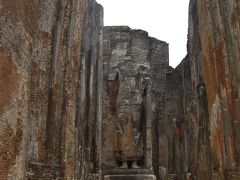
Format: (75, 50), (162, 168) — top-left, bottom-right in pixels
(114, 61), (144, 162)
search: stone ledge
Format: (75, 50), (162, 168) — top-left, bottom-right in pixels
(103, 169), (153, 175)
(104, 174), (156, 180)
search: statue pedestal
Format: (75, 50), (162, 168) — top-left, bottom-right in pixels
(104, 174), (156, 180)
(103, 169), (156, 180)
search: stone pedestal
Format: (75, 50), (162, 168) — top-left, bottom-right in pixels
(103, 169), (156, 180)
(104, 174), (156, 180)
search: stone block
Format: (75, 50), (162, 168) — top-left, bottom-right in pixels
(104, 174), (156, 180)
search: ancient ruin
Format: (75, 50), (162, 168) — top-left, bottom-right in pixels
(0, 0), (240, 179)
(102, 27), (168, 179)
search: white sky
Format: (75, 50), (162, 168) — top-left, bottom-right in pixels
(96, 0), (190, 68)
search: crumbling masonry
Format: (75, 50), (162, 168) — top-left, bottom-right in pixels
(0, 0), (240, 179)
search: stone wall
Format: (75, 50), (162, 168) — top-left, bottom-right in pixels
(164, 0), (240, 179)
(164, 56), (193, 179)
(76, 1), (103, 179)
(0, 0), (103, 179)
(187, 0), (240, 179)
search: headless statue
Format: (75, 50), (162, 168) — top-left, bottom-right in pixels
(114, 61), (144, 169)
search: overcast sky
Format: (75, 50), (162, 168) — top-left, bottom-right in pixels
(96, 0), (190, 68)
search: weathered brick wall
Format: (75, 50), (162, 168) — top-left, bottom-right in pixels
(164, 64), (184, 177)
(0, 0), (103, 179)
(164, 56), (193, 180)
(186, 0), (240, 179)
(75, 0), (103, 179)
(164, 0), (240, 179)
